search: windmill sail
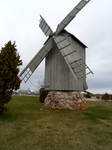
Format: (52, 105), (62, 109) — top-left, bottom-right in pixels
(20, 39), (53, 82)
(56, 0), (90, 34)
(53, 34), (93, 80)
(39, 15), (53, 37)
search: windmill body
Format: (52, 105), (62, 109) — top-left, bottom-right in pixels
(20, 0), (93, 92)
(45, 30), (88, 91)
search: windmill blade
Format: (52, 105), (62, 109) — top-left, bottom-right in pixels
(20, 39), (53, 82)
(53, 34), (93, 80)
(56, 0), (91, 34)
(71, 59), (93, 79)
(39, 15), (53, 37)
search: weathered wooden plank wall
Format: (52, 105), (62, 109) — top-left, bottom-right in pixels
(45, 33), (87, 91)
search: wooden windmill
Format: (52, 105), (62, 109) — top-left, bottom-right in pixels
(20, 0), (93, 91)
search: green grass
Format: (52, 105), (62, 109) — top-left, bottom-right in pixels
(0, 96), (112, 150)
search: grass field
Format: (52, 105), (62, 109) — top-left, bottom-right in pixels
(0, 96), (112, 150)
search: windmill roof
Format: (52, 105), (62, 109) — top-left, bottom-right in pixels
(44, 30), (87, 48)
(63, 30), (87, 48)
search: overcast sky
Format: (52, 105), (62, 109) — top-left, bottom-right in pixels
(0, 0), (112, 94)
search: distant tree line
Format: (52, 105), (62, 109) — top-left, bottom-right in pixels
(101, 93), (112, 100)
(84, 92), (112, 100)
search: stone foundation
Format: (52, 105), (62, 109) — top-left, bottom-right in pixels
(44, 91), (87, 110)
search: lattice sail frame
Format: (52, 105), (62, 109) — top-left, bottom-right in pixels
(20, 39), (53, 82)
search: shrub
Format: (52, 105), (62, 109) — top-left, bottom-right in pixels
(110, 95), (112, 100)
(39, 88), (48, 103)
(102, 93), (110, 100)
(85, 92), (91, 98)
(96, 96), (100, 99)
(0, 104), (4, 114)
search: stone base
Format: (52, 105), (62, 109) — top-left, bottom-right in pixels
(44, 91), (88, 110)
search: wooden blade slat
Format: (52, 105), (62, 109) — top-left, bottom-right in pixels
(39, 15), (53, 37)
(56, 0), (91, 34)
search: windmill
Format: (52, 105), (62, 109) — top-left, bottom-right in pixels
(20, 0), (93, 92)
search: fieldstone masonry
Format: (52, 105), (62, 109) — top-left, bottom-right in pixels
(44, 91), (87, 110)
